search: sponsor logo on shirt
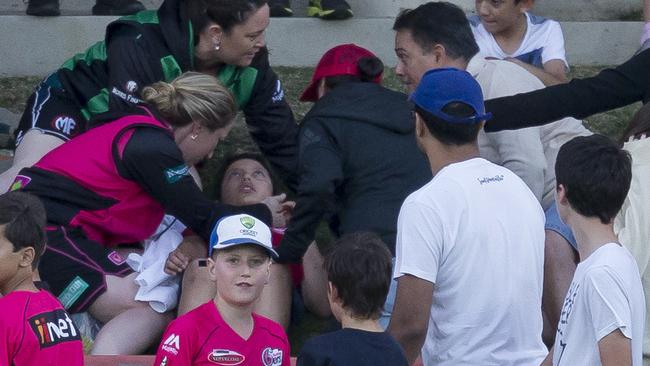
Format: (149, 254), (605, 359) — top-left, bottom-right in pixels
(208, 349), (245, 365)
(164, 164), (190, 184)
(111, 86), (142, 104)
(556, 281), (580, 363)
(271, 80), (284, 103)
(261, 347), (283, 366)
(162, 334), (181, 355)
(57, 276), (90, 310)
(477, 174), (504, 185)
(29, 309), (81, 348)
(51, 116), (77, 136)
(107, 251), (126, 265)
(126, 80), (139, 93)
(10, 175), (31, 191)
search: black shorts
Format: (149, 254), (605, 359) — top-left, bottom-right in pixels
(39, 226), (132, 313)
(15, 74), (86, 146)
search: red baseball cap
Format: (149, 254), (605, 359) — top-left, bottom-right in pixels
(300, 43), (383, 102)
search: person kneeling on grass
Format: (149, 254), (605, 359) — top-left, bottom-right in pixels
(0, 191), (83, 366)
(542, 134), (644, 366)
(297, 232), (408, 366)
(154, 214), (290, 366)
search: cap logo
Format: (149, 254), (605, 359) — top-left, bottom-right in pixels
(240, 216), (255, 229)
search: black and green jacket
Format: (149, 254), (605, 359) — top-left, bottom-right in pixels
(49, 0), (298, 186)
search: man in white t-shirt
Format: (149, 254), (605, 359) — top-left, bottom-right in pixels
(470, 0), (568, 86)
(391, 3), (591, 345)
(387, 68), (547, 366)
(542, 134), (644, 366)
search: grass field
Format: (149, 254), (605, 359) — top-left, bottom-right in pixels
(0, 65), (641, 353)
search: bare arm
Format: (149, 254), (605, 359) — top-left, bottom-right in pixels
(507, 58), (568, 86)
(388, 275), (434, 365)
(599, 329), (632, 366)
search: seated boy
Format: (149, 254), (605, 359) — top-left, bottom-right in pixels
(543, 134), (644, 365)
(154, 214), (290, 366)
(297, 232), (408, 366)
(0, 191), (83, 365)
(471, 0), (568, 85)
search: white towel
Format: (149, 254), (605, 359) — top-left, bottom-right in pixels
(127, 215), (186, 313)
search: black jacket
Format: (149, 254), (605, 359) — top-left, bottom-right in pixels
(484, 48), (650, 132)
(276, 83), (431, 263)
(52, 0), (298, 185)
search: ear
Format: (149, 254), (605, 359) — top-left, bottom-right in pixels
(18, 247), (35, 269)
(327, 281), (340, 303)
(430, 44), (448, 67)
(265, 261), (272, 285)
(207, 257), (218, 282)
(518, 0), (534, 13)
(415, 113), (426, 138)
(206, 23), (224, 42)
(556, 184), (569, 206)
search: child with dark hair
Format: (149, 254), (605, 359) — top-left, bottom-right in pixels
(0, 191), (83, 366)
(470, 0), (568, 85)
(297, 232), (408, 366)
(544, 134), (644, 365)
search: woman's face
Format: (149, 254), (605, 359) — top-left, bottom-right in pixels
(204, 4), (270, 68)
(221, 158), (274, 206)
(176, 122), (233, 166)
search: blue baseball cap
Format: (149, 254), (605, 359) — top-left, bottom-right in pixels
(410, 68), (492, 124)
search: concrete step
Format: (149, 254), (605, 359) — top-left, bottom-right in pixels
(0, 16), (642, 76)
(1, 0), (642, 20)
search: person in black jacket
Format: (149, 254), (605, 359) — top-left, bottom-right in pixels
(2, 0), (298, 192)
(484, 48), (650, 132)
(275, 44), (431, 322)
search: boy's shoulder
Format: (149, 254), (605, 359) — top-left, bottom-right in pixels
(303, 329), (404, 354)
(0, 291), (32, 323)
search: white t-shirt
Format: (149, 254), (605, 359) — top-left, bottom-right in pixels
(469, 13), (568, 69)
(394, 158), (546, 366)
(552, 243), (645, 366)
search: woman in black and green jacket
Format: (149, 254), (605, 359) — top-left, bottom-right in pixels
(2, 0), (298, 191)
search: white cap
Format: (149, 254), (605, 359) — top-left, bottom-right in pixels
(209, 214), (278, 259)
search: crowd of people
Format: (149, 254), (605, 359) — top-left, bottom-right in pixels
(1, 0), (650, 365)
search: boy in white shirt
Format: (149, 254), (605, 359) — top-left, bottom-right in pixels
(544, 134), (645, 366)
(471, 0), (568, 85)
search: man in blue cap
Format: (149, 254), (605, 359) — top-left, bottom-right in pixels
(388, 68), (547, 366)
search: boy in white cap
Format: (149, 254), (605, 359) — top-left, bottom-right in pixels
(154, 214), (290, 366)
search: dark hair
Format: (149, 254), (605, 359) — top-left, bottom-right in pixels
(213, 152), (280, 199)
(0, 191), (47, 269)
(619, 103), (650, 145)
(393, 2), (479, 61)
(187, 0), (268, 41)
(415, 102), (482, 145)
(325, 232), (393, 320)
(555, 134), (632, 224)
(323, 56), (384, 91)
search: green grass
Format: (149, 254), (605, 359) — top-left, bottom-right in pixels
(0, 65), (641, 353)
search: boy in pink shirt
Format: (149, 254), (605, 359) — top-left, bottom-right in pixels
(0, 191), (83, 366)
(154, 214), (290, 366)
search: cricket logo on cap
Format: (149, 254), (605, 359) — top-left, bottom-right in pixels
(240, 216), (256, 229)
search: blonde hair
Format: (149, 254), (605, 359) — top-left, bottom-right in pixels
(141, 72), (236, 131)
